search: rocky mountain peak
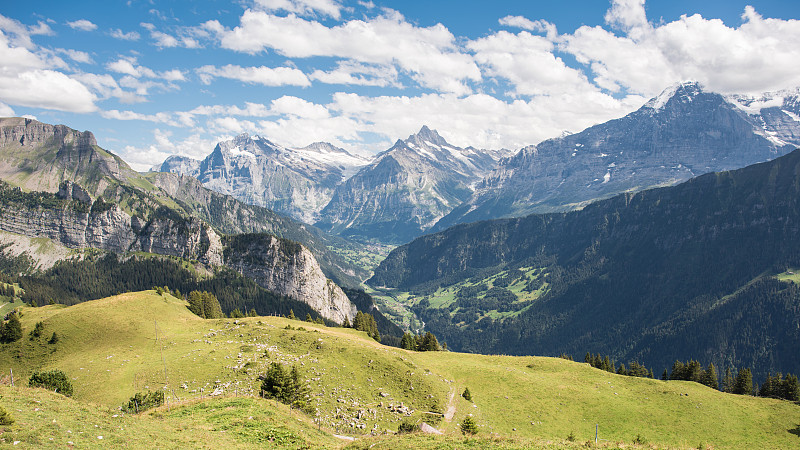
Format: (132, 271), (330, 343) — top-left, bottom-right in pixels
(405, 125), (448, 148)
(644, 81), (706, 112)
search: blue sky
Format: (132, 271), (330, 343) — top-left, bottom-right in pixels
(1, 0), (799, 169)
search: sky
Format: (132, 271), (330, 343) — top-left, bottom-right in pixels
(1, 0), (799, 170)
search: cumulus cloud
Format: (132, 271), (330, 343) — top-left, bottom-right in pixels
(468, 30), (593, 97)
(106, 57), (156, 78)
(564, 0), (800, 96)
(67, 19), (97, 32)
(119, 128), (224, 170)
(205, 10), (480, 94)
(255, 0), (343, 20)
(498, 16), (558, 40)
(58, 48), (93, 64)
(309, 61), (399, 87)
(109, 29), (140, 40)
(0, 102), (14, 116)
(196, 64), (311, 87)
(0, 69), (97, 112)
(0, 26), (97, 113)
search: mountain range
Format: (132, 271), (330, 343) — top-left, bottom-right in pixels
(157, 134), (368, 224)
(370, 145), (800, 379)
(434, 82), (800, 230)
(154, 83), (800, 246)
(156, 126), (504, 243)
(0, 117), (379, 325)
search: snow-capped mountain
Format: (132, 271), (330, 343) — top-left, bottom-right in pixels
(154, 134), (369, 224)
(315, 126), (503, 243)
(434, 82), (800, 231)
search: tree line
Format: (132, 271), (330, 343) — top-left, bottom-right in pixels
(583, 353), (799, 402)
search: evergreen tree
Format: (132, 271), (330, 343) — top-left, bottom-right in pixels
(288, 309), (296, 320)
(460, 415), (478, 435)
(1, 313), (22, 343)
(782, 374), (800, 401)
(661, 369), (669, 381)
(0, 405), (13, 425)
(342, 316), (350, 328)
(400, 332), (416, 350)
(701, 363), (719, 390)
(617, 364), (628, 376)
(733, 368), (753, 395)
(305, 313), (313, 322)
(462, 387), (472, 402)
(723, 367), (735, 393)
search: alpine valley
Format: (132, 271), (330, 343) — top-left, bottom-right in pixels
(1, 81), (800, 449)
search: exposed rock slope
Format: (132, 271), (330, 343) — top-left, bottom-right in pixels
(435, 82), (800, 229)
(316, 126), (501, 243)
(155, 134), (368, 224)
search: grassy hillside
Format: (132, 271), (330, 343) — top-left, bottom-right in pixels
(0, 292), (797, 449)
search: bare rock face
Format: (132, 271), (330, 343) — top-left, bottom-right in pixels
(223, 234), (357, 323)
(0, 194), (222, 263)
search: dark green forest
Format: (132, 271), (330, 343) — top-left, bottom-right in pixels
(0, 252), (401, 340)
(370, 148), (800, 381)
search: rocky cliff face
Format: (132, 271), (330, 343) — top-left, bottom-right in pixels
(435, 82), (800, 230)
(155, 134), (368, 224)
(224, 234), (356, 323)
(0, 117), (135, 194)
(316, 126), (502, 243)
(0, 179), (357, 323)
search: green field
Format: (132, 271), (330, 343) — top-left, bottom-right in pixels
(0, 291), (797, 449)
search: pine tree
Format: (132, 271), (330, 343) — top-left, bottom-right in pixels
(305, 313), (313, 322)
(661, 369), (669, 381)
(400, 332), (416, 350)
(782, 374), (800, 401)
(733, 368), (753, 395)
(462, 387), (472, 402)
(1, 313), (22, 343)
(700, 363), (719, 390)
(288, 309), (296, 320)
(722, 367), (735, 393)
(342, 316), (350, 328)
(460, 415), (478, 435)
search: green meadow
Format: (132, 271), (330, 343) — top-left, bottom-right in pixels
(0, 291), (797, 449)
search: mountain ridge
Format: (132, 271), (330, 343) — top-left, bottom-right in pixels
(434, 82), (800, 230)
(369, 146), (800, 379)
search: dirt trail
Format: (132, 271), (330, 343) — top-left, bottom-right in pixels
(443, 388), (457, 422)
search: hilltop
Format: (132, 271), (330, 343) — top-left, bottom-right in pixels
(0, 292), (797, 448)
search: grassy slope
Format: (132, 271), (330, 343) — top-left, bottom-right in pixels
(0, 291), (797, 449)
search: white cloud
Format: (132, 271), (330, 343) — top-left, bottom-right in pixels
(0, 102), (14, 116)
(109, 29), (140, 41)
(106, 58), (155, 78)
(0, 69), (97, 113)
(469, 31), (593, 97)
(58, 48), (93, 64)
(309, 61), (399, 87)
(498, 16), (558, 40)
(255, 0), (343, 20)
(66, 19), (97, 32)
(73, 73), (145, 104)
(565, 1), (800, 96)
(160, 69), (185, 82)
(196, 64), (311, 87)
(29, 21), (54, 36)
(269, 96), (329, 119)
(120, 128), (223, 170)
(206, 10), (480, 94)
(0, 28), (97, 113)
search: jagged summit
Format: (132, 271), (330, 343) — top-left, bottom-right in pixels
(406, 125), (448, 147)
(644, 81), (704, 112)
(434, 82), (800, 230)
